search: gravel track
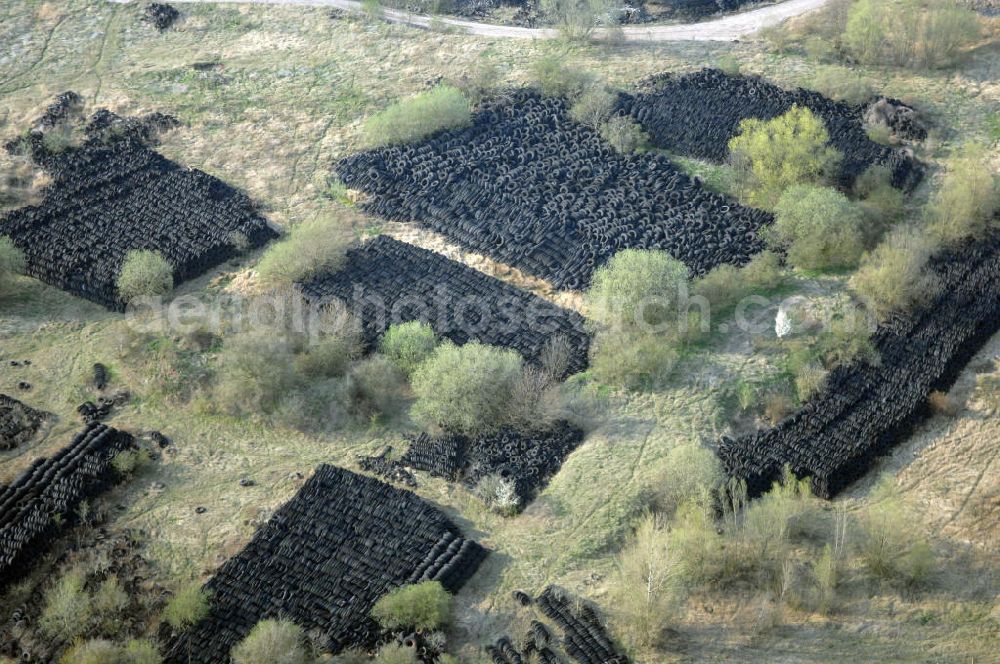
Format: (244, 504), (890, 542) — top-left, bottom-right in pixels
(110, 0), (831, 41)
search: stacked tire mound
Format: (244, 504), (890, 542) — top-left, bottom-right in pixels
(162, 465), (488, 663)
(31, 91), (83, 132)
(145, 3), (180, 31)
(488, 587), (627, 664)
(1, 106), (277, 311)
(336, 91), (771, 291)
(719, 231), (1000, 499)
(619, 69), (924, 190)
(400, 422), (584, 509)
(0, 423), (135, 589)
(298, 236), (590, 377)
(0, 394), (50, 451)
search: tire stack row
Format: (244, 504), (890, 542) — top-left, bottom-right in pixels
(1, 104), (278, 311)
(0, 394), (50, 451)
(618, 69), (924, 190)
(719, 230), (1000, 499)
(399, 422), (584, 510)
(0, 423), (136, 590)
(336, 91), (772, 291)
(298, 235), (590, 378)
(162, 465), (488, 663)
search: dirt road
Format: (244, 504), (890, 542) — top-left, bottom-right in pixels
(118, 0), (831, 41)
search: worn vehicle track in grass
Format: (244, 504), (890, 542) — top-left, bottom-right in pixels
(109, 0), (832, 41)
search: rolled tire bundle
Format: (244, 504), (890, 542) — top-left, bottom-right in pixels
(0, 422), (135, 590)
(161, 465), (488, 663)
(534, 587), (628, 664)
(298, 235), (590, 378)
(0, 100), (277, 312)
(618, 68), (925, 191)
(336, 91), (771, 292)
(719, 229), (1000, 499)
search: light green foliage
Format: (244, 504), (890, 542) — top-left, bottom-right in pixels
(371, 581), (452, 631)
(586, 249), (689, 330)
(293, 329), (363, 379)
(117, 250), (173, 303)
(231, 619), (312, 664)
(0, 236), (25, 294)
(448, 60), (500, 105)
(111, 448), (152, 476)
(216, 331), (300, 415)
(854, 165), (904, 235)
(59, 639), (163, 664)
(540, 0), (619, 41)
(609, 513), (683, 650)
(348, 355), (408, 421)
(41, 124), (77, 154)
(849, 226), (938, 319)
(589, 329), (679, 391)
(411, 342), (524, 433)
(811, 67), (874, 105)
(926, 144), (1000, 246)
(93, 577), (129, 617)
(530, 56), (595, 100)
(374, 644), (419, 664)
(362, 85), (471, 147)
(598, 116), (649, 154)
(857, 478), (936, 586)
(793, 362), (828, 402)
(569, 86), (617, 128)
(162, 583), (210, 630)
(692, 251), (783, 311)
(771, 185), (866, 270)
(475, 473), (521, 515)
(655, 444), (724, 514)
(256, 215), (354, 288)
(843, 0), (981, 69)
(39, 568), (92, 641)
(715, 54), (741, 76)
(729, 106), (842, 209)
(380, 321), (438, 375)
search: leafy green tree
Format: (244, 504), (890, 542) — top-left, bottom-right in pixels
(256, 215), (354, 288)
(586, 249), (688, 330)
(728, 106), (841, 209)
(363, 86), (471, 147)
(117, 250), (173, 303)
(231, 619), (312, 664)
(380, 321), (438, 375)
(371, 581), (452, 631)
(770, 185), (866, 270)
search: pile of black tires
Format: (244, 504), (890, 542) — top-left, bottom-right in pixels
(336, 91), (771, 291)
(488, 586), (628, 664)
(298, 236), (590, 377)
(618, 69), (924, 190)
(400, 422), (584, 510)
(162, 465), (488, 663)
(0, 423), (136, 589)
(0, 395), (50, 451)
(720, 231), (1000, 499)
(145, 3), (180, 31)
(1, 102), (277, 311)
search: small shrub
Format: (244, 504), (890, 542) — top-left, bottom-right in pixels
(448, 60), (500, 105)
(374, 643), (419, 664)
(854, 165), (904, 235)
(586, 249), (688, 330)
(589, 329), (679, 391)
(371, 581), (452, 631)
(598, 115), (649, 154)
(41, 124), (77, 154)
(530, 56), (594, 100)
(693, 251), (783, 313)
(349, 355), (408, 421)
(231, 619), (312, 664)
(162, 583), (210, 631)
(215, 331), (300, 416)
(843, 0), (889, 65)
(228, 231), (251, 254)
(475, 473), (520, 515)
(111, 448), (151, 476)
(715, 54), (741, 76)
(741, 250), (784, 291)
(849, 227), (938, 319)
(93, 577), (129, 617)
(729, 106), (842, 209)
(411, 342), (523, 434)
(655, 444), (724, 513)
(763, 391), (795, 424)
(569, 86), (617, 128)
(380, 321), (438, 375)
(857, 477), (936, 586)
(812, 67), (874, 105)
(814, 544), (839, 614)
(925, 144), (1000, 246)
(928, 389), (958, 416)
(866, 122), (894, 146)
(39, 568), (92, 641)
(793, 362), (828, 402)
(117, 250), (173, 303)
(293, 327), (363, 379)
(60, 640), (121, 664)
(256, 215), (354, 288)
(362, 86), (471, 147)
(770, 185), (866, 270)
(540, 0), (619, 41)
